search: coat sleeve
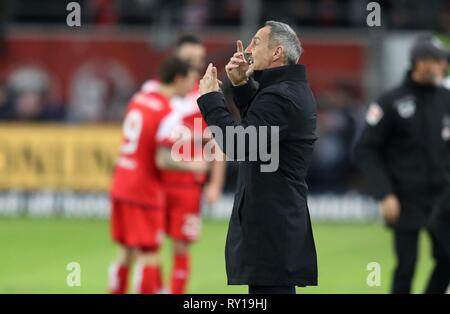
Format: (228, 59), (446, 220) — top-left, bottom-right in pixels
(447, 92), (450, 149)
(231, 80), (258, 115)
(197, 90), (290, 160)
(355, 97), (395, 200)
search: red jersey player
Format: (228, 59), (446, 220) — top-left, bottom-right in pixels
(141, 35), (226, 294)
(108, 57), (208, 294)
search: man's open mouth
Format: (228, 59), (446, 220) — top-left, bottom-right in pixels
(245, 53), (254, 65)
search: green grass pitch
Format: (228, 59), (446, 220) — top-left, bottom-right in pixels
(0, 218), (434, 294)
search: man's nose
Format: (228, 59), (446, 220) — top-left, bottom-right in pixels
(244, 45), (252, 54)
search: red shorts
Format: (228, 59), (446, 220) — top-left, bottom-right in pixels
(110, 199), (164, 250)
(164, 184), (202, 242)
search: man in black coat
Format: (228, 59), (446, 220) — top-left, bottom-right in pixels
(196, 21), (317, 294)
(356, 37), (450, 294)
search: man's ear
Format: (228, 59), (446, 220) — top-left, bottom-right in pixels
(273, 46), (283, 63)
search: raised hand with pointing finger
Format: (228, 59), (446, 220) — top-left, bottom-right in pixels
(225, 40), (251, 86)
(199, 63), (222, 96)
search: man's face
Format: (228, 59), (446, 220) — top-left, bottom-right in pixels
(416, 58), (448, 85)
(174, 69), (198, 96)
(176, 43), (206, 77)
(16, 91), (44, 120)
(244, 26), (279, 74)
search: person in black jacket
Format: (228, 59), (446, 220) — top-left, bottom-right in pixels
(356, 37), (450, 294)
(196, 21), (317, 294)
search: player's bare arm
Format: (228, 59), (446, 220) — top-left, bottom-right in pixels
(156, 146), (210, 173)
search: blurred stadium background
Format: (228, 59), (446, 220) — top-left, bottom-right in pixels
(0, 0), (449, 293)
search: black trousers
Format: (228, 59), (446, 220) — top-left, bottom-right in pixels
(425, 234), (450, 294)
(248, 285), (296, 294)
(392, 229), (450, 294)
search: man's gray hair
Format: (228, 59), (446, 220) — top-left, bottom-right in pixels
(265, 20), (303, 65)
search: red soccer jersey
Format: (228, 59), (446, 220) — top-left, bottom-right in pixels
(142, 80), (209, 186)
(159, 83), (209, 186)
(110, 91), (172, 208)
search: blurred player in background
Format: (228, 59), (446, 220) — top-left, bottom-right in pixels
(142, 35), (226, 294)
(108, 57), (209, 294)
(356, 37), (450, 294)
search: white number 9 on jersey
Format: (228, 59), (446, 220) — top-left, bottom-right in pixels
(120, 109), (143, 154)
